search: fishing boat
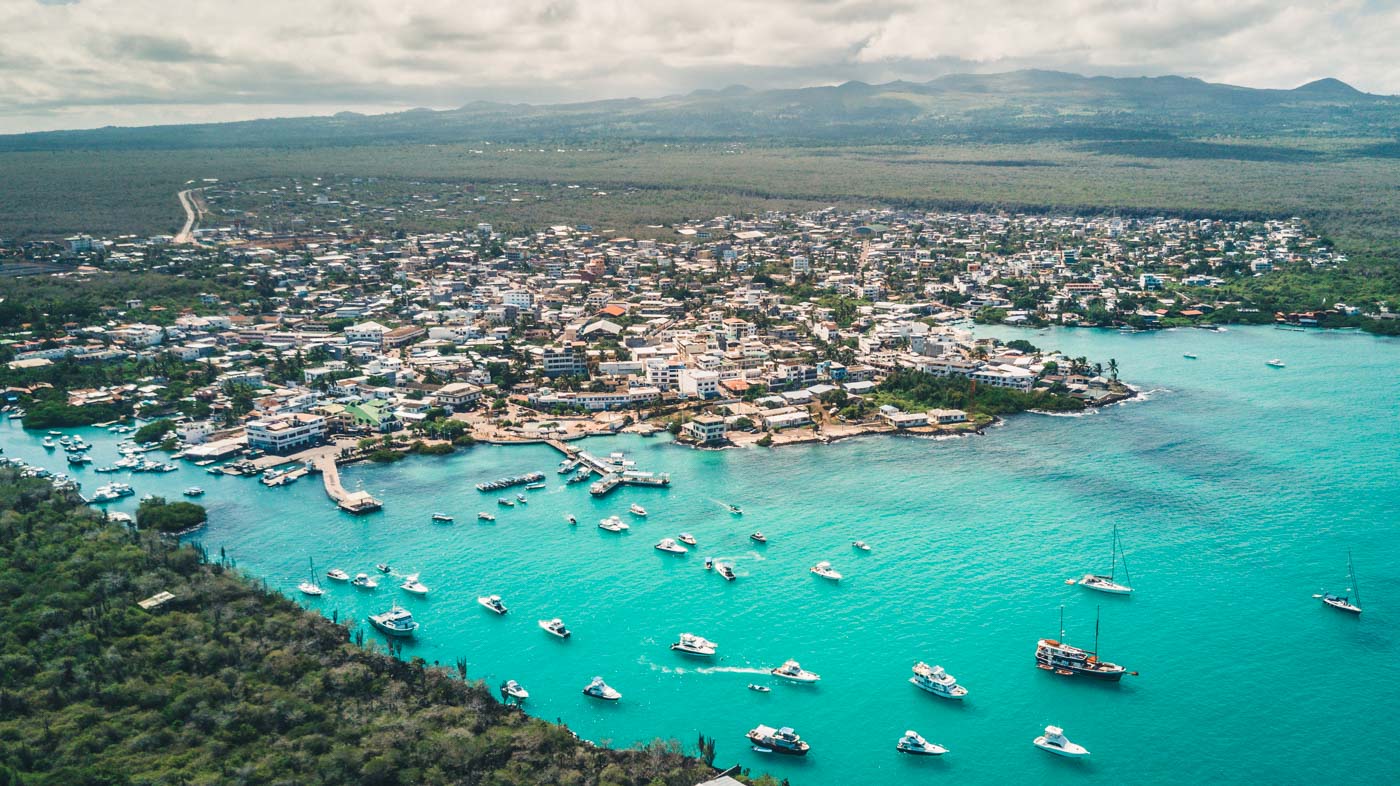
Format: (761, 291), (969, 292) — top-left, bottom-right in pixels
(598, 515), (629, 532)
(1316, 550), (1363, 614)
(351, 572), (379, 590)
(678, 533), (697, 546)
(368, 605), (419, 638)
(896, 730), (947, 756)
(478, 512), (496, 521)
(1079, 523), (1134, 594)
(749, 531), (767, 544)
(326, 568), (351, 582)
(715, 561), (737, 581)
(1035, 606), (1129, 681)
(1033, 726), (1089, 758)
(670, 633), (718, 656)
(497, 497), (514, 507)
(431, 513), (454, 523)
(538, 618), (571, 638)
(746, 725), (809, 756)
(183, 487), (204, 497)
(747, 684), (771, 693)
(771, 659), (820, 684)
(478, 594), (508, 615)
(582, 676), (621, 701)
(810, 561), (842, 581)
(400, 574), (430, 595)
(298, 559), (324, 596)
(1266, 358), (1287, 368)
(629, 503), (648, 517)
(654, 537), (688, 554)
(852, 540), (871, 551)
(500, 679), (529, 702)
(910, 662), (968, 700)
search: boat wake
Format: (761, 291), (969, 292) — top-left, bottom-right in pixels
(637, 656), (769, 677)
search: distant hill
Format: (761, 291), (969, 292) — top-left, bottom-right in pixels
(1, 70), (1395, 152)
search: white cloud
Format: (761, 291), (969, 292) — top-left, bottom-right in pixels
(0, 0), (1395, 132)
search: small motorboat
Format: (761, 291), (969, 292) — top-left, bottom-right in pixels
(598, 516), (629, 532)
(629, 503), (647, 517)
(727, 504), (743, 515)
(1266, 359), (1286, 368)
(538, 617), (571, 639)
(715, 561), (737, 581)
(655, 538), (688, 554)
(326, 568), (351, 582)
(298, 580), (324, 597)
(399, 574), (430, 595)
(376, 563), (392, 573)
(478, 512), (496, 522)
(852, 540), (871, 551)
(501, 679), (529, 702)
(566, 514), (577, 525)
(896, 730), (947, 756)
(1033, 726), (1089, 758)
(810, 560), (842, 581)
(746, 725), (809, 756)
(478, 594), (508, 615)
(351, 573), (380, 590)
(183, 487), (204, 497)
(750, 531), (767, 544)
(497, 498), (514, 507)
(670, 632), (717, 656)
(42, 436), (56, 449)
(678, 533), (697, 546)
(582, 676), (621, 701)
(432, 513), (454, 523)
(515, 493), (527, 504)
(368, 605), (419, 638)
(525, 481), (546, 489)
(1183, 353), (1198, 359)
(771, 659), (820, 684)
(747, 684), (771, 693)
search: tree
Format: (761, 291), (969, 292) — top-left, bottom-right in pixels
(1108, 358), (1120, 380)
(135, 497), (208, 533)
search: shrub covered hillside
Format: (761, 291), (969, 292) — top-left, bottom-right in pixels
(0, 470), (758, 786)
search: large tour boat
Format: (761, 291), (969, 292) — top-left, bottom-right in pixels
(1035, 607), (1129, 681)
(910, 662), (968, 700)
(747, 725), (809, 756)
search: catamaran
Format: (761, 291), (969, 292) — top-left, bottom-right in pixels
(1079, 524), (1134, 594)
(1316, 550), (1363, 614)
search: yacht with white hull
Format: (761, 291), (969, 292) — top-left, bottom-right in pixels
(910, 662), (967, 700)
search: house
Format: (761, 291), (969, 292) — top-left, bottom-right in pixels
(678, 368), (720, 399)
(761, 408), (812, 430)
(927, 408), (968, 424)
(344, 399), (397, 433)
(882, 410), (929, 428)
(434, 382), (481, 411)
(683, 414), (728, 445)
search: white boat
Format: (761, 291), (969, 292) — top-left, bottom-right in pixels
(515, 493), (527, 504)
(376, 563), (392, 573)
(810, 560), (842, 581)
(771, 659), (820, 683)
(1079, 524), (1134, 594)
(715, 561), (737, 581)
(747, 684), (771, 693)
(400, 574), (430, 595)
(1266, 358), (1287, 368)
(1183, 353), (1198, 359)
(432, 513), (454, 523)
(326, 568), (351, 581)
(746, 724), (809, 756)
(629, 503), (648, 517)
(368, 605), (419, 638)
(896, 730), (947, 756)
(501, 679), (529, 702)
(478, 594), (508, 615)
(89, 482), (134, 503)
(655, 538), (688, 554)
(1317, 550), (1363, 614)
(852, 540), (871, 551)
(478, 512), (495, 521)
(299, 559), (324, 596)
(582, 676), (620, 701)
(42, 437), (55, 449)
(538, 617), (571, 638)
(566, 514), (577, 525)
(183, 487), (204, 497)
(910, 662), (968, 700)
(678, 532), (697, 546)
(351, 573), (379, 590)
(670, 632), (717, 656)
(750, 531), (768, 543)
(598, 515), (629, 532)
(1033, 726), (1089, 758)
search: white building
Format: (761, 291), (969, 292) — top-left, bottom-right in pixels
(344, 321), (390, 347)
(684, 414), (728, 444)
(678, 368), (721, 399)
(245, 413), (326, 454)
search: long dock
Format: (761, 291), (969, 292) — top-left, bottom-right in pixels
(315, 454), (382, 514)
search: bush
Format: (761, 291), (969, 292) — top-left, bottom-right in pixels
(368, 449), (406, 463)
(408, 442), (453, 456)
(134, 418), (177, 444)
(756, 434), (773, 447)
(135, 497), (208, 533)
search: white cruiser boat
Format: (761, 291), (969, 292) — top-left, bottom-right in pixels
(1266, 358), (1287, 368)
(400, 574), (430, 595)
(654, 538), (688, 554)
(598, 516), (629, 532)
(1033, 726), (1089, 758)
(747, 725), (809, 756)
(431, 513), (454, 523)
(368, 605), (419, 638)
(351, 573), (379, 590)
(538, 618), (571, 638)
(1079, 523), (1134, 594)
(478, 512), (495, 521)
(771, 659), (820, 683)
(910, 662), (968, 700)
(852, 540), (871, 551)
(678, 533), (697, 546)
(90, 482), (135, 503)
(896, 730), (946, 756)
(715, 561), (737, 581)
(42, 437), (55, 449)
(501, 679), (529, 702)
(629, 503), (648, 517)
(670, 633), (717, 656)
(582, 676), (620, 701)
(810, 560), (842, 581)
(183, 487), (204, 497)
(478, 594), (508, 614)
(326, 568), (350, 582)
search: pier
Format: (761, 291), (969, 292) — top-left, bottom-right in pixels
(314, 454), (382, 514)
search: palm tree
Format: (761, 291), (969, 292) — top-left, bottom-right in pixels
(1108, 358), (1119, 381)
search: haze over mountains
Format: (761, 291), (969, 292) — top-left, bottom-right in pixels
(2, 70), (1395, 153)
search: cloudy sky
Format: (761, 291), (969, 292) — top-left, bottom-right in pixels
(2, 0), (1396, 133)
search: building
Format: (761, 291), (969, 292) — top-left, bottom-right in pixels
(245, 413), (326, 454)
(344, 321), (389, 346)
(678, 368), (721, 399)
(344, 400), (397, 433)
(434, 382), (482, 411)
(383, 325), (426, 348)
(927, 408), (969, 424)
(684, 414), (728, 445)
(535, 344), (588, 377)
(176, 420), (216, 445)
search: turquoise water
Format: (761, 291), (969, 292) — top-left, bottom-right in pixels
(5, 325), (1399, 785)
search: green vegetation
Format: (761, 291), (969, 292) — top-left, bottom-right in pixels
(133, 418), (176, 444)
(134, 495), (208, 534)
(19, 399), (129, 430)
(876, 369), (1087, 416)
(367, 449), (407, 463)
(408, 441), (454, 456)
(0, 470), (746, 785)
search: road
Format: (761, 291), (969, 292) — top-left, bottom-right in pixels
(173, 188), (204, 244)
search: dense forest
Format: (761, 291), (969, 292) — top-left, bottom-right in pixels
(874, 369), (1088, 416)
(0, 470), (761, 786)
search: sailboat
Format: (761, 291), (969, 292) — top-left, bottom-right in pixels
(1315, 551), (1363, 614)
(1036, 605), (1132, 680)
(1078, 524), (1133, 594)
(298, 558), (324, 597)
